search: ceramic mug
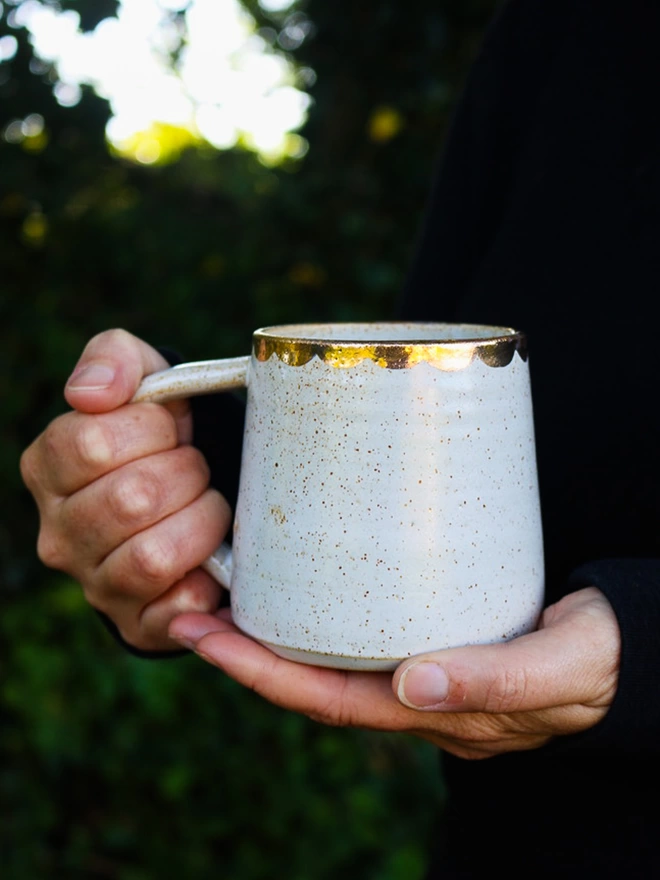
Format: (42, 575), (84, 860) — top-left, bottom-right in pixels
(133, 323), (544, 670)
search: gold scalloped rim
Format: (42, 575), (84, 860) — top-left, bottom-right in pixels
(253, 333), (528, 371)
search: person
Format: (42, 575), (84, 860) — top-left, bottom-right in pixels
(20, 0), (660, 876)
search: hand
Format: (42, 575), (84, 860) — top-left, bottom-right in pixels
(20, 329), (231, 652)
(168, 587), (620, 758)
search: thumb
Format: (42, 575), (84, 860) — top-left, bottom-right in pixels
(64, 328), (171, 414)
(393, 588), (620, 714)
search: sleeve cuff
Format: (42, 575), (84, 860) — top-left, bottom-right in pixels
(96, 609), (188, 660)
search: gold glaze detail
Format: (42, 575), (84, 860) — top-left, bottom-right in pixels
(253, 328), (528, 371)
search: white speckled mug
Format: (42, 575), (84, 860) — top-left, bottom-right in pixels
(134, 323), (544, 670)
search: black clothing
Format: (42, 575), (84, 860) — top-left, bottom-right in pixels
(401, 0), (660, 875)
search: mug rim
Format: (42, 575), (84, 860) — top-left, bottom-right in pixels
(253, 321), (522, 345)
(252, 322), (527, 371)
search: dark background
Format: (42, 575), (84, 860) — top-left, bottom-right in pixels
(2, 1), (498, 876)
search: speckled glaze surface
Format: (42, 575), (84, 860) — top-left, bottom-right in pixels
(134, 323), (544, 670)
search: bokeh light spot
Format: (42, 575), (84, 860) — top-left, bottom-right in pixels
(21, 210), (48, 245)
(0, 34), (18, 61)
(368, 106), (404, 143)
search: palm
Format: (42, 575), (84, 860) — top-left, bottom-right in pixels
(170, 587), (620, 760)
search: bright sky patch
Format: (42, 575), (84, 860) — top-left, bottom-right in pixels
(10, 0), (311, 164)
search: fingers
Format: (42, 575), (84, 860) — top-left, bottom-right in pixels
(60, 445), (211, 566)
(116, 569), (226, 652)
(92, 488), (231, 607)
(64, 328), (171, 413)
(22, 403), (181, 501)
(75, 488), (230, 653)
(167, 590), (619, 758)
(19, 328), (225, 653)
(393, 587), (620, 717)
(167, 612), (555, 757)
(63, 328), (191, 441)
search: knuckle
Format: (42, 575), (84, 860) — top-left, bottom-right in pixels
(483, 665), (528, 714)
(172, 578), (217, 615)
(36, 529), (68, 571)
(109, 466), (164, 528)
(19, 444), (38, 492)
(73, 417), (113, 470)
(130, 532), (178, 586)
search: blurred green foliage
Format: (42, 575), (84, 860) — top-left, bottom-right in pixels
(2, 0), (497, 877)
(2, 577), (443, 878)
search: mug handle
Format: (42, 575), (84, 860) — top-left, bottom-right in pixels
(131, 356), (251, 590)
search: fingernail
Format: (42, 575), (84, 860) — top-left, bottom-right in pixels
(398, 662), (449, 710)
(67, 363), (115, 391)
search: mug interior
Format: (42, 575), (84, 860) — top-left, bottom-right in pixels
(254, 322), (518, 343)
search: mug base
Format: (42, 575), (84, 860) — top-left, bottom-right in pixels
(259, 638), (401, 671)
